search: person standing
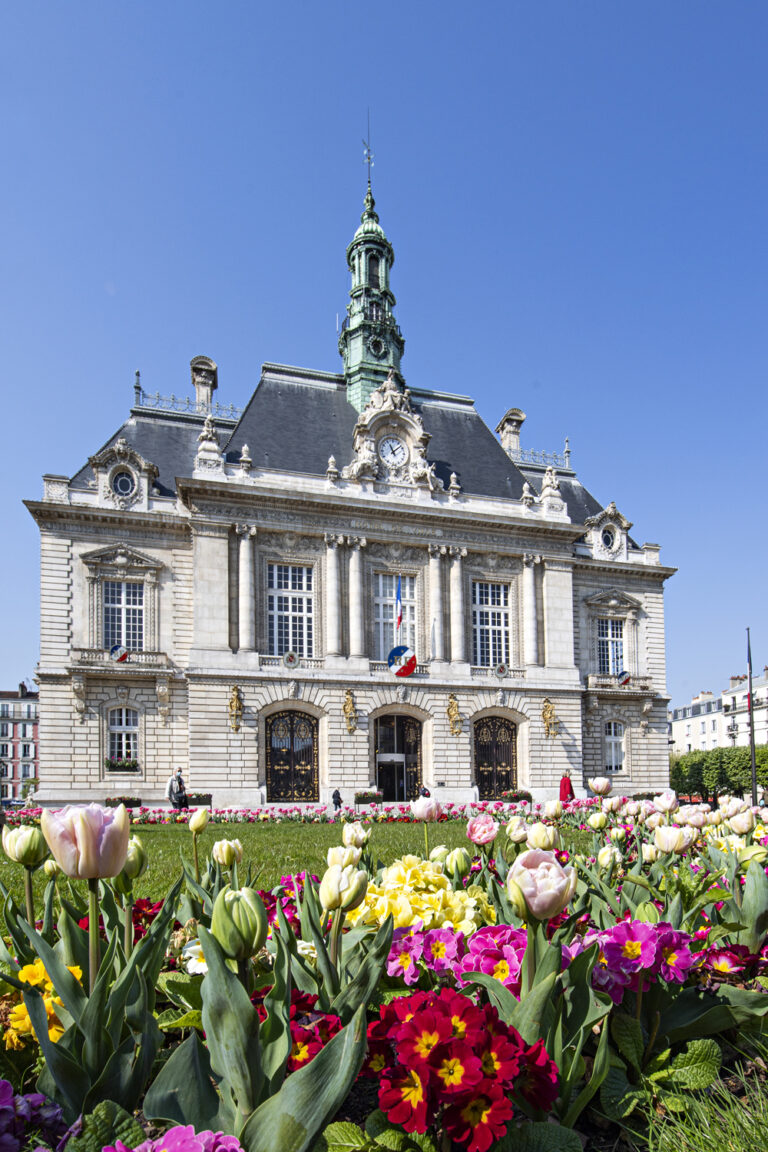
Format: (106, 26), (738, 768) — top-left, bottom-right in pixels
(559, 769), (575, 803)
(332, 788), (342, 813)
(167, 766), (189, 811)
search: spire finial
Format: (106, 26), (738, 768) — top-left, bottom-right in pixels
(362, 108), (374, 188)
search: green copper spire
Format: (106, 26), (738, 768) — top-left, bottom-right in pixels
(339, 183), (405, 412)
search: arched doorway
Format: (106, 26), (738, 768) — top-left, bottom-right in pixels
(375, 715), (422, 802)
(474, 716), (517, 799)
(265, 711), (319, 802)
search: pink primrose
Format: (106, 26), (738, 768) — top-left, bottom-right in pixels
(602, 921), (659, 975)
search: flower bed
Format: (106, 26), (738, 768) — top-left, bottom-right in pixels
(2, 782), (768, 1151)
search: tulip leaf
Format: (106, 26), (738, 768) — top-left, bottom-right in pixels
(736, 859), (768, 954)
(17, 913), (88, 1025)
(80, 932), (121, 1076)
(561, 1010), (611, 1129)
(239, 1004), (368, 1152)
(275, 899), (325, 1002)
(1, 890), (36, 965)
(331, 915), (393, 1025)
(23, 987), (90, 1121)
(55, 899), (91, 971)
(199, 925), (264, 1117)
(58, 1099), (147, 1152)
(42, 877), (57, 942)
(143, 1031), (223, 1130)
(260, 932), (293, 1095)
(507, 972), (558, 1046)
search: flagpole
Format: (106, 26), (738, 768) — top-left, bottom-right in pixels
(747, 627), (758, 806)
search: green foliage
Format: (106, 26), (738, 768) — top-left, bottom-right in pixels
(62, 1100), (147, 1152)
(670, 743), (768, 800)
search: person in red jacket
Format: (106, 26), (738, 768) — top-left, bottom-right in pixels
(559, 769), (575, 803)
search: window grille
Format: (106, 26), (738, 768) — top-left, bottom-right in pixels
(471, 581), (510, 667)
(108, 708), (139, 761)
(597, 618), (623, 675)
(267, 564), (314, 656)
(104, 581), (144, 651)
(373, 573), (417, 660)
(604, 721), (624, 772)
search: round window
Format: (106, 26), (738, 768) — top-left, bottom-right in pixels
(111, 470), (136, 497)
(601, 527), (616, 550)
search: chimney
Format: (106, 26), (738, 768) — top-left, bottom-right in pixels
(495, 408), (526, 457)
(18, 682), (26, 698)
(190, 356), (218, 412)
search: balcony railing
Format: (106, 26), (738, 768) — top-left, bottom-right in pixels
(71, 649), (170, 669)
(587, 674), (654, 692)
(470, 666), (525, 679)
(134, 387), (242, 422)
(369, 662), (429, 677)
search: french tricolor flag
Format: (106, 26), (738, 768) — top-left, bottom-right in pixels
(396, 575), (403, 635)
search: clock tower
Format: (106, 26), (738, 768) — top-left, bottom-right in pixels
(339, 183), (405, 412)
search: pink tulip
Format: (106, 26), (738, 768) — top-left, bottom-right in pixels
(507, 848), (577, 921)
(410, 796), (442, 821)
(41, 803), (130, 879)
(466, 813), (499, 845)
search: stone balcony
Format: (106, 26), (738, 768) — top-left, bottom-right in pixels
(71, 649), (170, 670)
(586, 673), (654, 693)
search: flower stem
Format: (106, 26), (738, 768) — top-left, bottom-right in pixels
(635, 981), (644, 1023)
(124, 893), (133, 958)
(329, 909), (345, 972)
(23, 866), (35, 927)
(192, 832), (200, 885)
(88, 879), (100, 995)
(424, 821), (430, 860)
(525, 922), (537, 994)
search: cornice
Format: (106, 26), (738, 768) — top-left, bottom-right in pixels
(24, 500), (190, 537)
(571, 555), (677, 581)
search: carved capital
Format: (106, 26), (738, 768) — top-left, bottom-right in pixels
(523, 553), (541, 567)
(448, 546), (467, 559)
(428, 543), (448, 558)
(235, 524), (257, 538)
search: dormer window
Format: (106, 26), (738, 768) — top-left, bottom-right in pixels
(368, 254), (380, 289)
(111, 470), (136, 498)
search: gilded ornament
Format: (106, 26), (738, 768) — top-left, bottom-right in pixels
(343, 688), (357, 734)
(447, 694), (463, 737)
(541, 698), (559, 739)
(228, 685), (243, 732)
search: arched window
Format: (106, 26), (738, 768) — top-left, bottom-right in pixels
(368, 254), (380, 289)
(108, 708), (139, 763)
(604, 721), (624, 774)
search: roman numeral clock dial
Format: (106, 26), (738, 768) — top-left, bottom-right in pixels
(378, 436), (408, 468)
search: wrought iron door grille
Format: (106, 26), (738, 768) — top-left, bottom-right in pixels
(474, 717), (517, 799)
(266, 711), (319, 802)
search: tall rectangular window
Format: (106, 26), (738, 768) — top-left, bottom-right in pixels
(0, 745), (8, 761)
(471, 581), (510, 667)
(597, 618), (623, 675)
(267, 564), (314, 657)
(104, 581), (144, 651)
(373, 573), (417, 661)
(108, 708), (139, 761)
(604, 721), (624, 772)
(0, 723), (7, 738)
(21, 744), (33, 759)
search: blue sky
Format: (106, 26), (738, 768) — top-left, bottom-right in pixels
(1, 1), (766, 705)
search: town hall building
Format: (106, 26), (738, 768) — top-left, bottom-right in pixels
(26, 185), (674, 806)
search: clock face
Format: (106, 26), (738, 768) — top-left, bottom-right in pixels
(379, 436), (408, 467)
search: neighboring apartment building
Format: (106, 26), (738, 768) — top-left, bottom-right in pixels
(669, 671), (768, 754)
(26, 185), (675, 806)
(0, 684), (39, 801)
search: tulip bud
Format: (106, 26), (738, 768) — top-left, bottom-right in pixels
(212, 838), (243, 868)
(122, 835), (148, 881)
(210, 885), (268, 960)
(738, 844), (768, 868)
(653, 790), (679, 814)
(43, 858), (60, 880)
(2, 825), (49, 867)
(507, 849), (577, 921)
(610, 827), (626, 843)
(729, 810), (755, 836)
(597, 844), (621, 870)
(645, 812), (663, 830)
(544, 800), (562, 820)
(506, 817), (529, 843)
(654, 825), (686, 854)
(429, 844), (449, 864)
(445, 846), (472, 877)
(505, 875), (528, 919)
(319, 863), (368, 912)
(641, 842), (658, 863)
(602, 796), (622, 814)
(587, 811), (608, 831)
(526, 822), (558, 851)
(189, 808), (210, 834)
(341, 821), (371, 849)
(587, 777), (612, 796)
(635, 900), (660, 923)
(327, 844), (362, 868)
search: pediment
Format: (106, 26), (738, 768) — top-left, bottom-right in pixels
(584, 501), (632, 532)
(89, 437), (159, 480)
(81, 544), (163, 573)
(584, 588), (642, 612)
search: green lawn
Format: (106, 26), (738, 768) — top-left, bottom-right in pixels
(0, 820), (475, 908)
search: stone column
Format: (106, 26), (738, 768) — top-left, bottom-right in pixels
(449, 547), (467, 663)
(428, 544), (446, 661)
(325, 534), (343, 656)
(236, 525), (256, 651)
(348, 537), (367, 657)
(523, 554), (539, 665)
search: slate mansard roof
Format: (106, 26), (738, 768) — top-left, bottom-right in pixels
(68, 361), (607, 528)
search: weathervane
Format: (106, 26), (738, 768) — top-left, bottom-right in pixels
(363, 109), (374, 186)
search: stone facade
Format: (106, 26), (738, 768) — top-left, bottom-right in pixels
(26, 188), (675, 806)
